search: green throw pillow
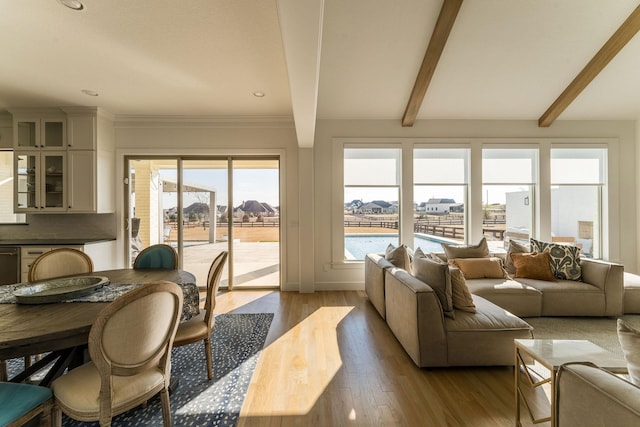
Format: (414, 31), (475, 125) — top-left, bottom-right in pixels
(530, 238), (581, 281)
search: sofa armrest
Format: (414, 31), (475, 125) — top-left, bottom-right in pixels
(580, 258), (624, 316)
(384, 268), (448, 367)
(556, 362), (640, 427)
(364, 253), (395, 319)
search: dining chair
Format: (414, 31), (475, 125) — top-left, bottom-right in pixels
(50, 281), (184, 427)
(133, 244), (178, 269)
(0, 382), (53, 427)
(173, 251), (228, 380)
(28, 247), (94, 282)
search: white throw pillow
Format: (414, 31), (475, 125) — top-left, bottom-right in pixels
(617, 319), (640, 385)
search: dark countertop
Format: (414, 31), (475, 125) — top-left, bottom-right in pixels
(0, 238), (116, 246)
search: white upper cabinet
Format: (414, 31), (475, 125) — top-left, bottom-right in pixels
(12, 114), (66, 150)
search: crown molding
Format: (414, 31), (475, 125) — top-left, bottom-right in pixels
(114, 114), (295, 129)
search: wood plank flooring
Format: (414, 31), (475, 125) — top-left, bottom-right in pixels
(214, 290), (540, 427)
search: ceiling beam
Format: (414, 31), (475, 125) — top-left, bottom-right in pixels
(539, 5), (640, 127)
(402, 0), (463, 127)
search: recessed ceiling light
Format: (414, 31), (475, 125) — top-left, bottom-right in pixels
(253, 91), (265, 98)
(58, 0), (84, 11)
(81, 89), (98, 97)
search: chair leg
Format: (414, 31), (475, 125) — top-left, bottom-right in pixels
(0, 359), (7, 381)
(204, 338), (213, 380)
(160, 387), (172, 427)
(52, 405), (62, 427)
(39, 399), (53, 427)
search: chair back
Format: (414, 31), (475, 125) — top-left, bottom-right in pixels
(133, 244), (178, 269)
(204, 251), (228, 329)
(89, 281), (183, 379)
(28, 248), (93, 282)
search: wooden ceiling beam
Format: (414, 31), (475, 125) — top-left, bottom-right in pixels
(402, 0), (463, 127)
(539, 4), (640, 127)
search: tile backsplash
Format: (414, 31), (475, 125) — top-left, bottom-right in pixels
(0, 213), (116, 240)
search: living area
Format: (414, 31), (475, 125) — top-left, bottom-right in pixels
(365, 236), (640, 426)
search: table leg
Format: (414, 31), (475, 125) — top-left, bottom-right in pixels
(515, 348), (521, 427)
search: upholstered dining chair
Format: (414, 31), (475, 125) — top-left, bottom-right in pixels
(173, 251), (228, 380)
(28, 247), (94, 282)
(0, 382), (53, 427)
(50, 281), (184, 427)
(133, 244), (178, 269)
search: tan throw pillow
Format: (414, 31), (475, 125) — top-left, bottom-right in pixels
(385, 244), (410, 270)
(441, 237), (489, 260)
(510, 252), (556, 282)
(617, 319), (640, 386)
(451, 257), (508, 279)
(504, 240), (530, 275)
(449, 267), (476, 313)
(411, 256), (454, 319)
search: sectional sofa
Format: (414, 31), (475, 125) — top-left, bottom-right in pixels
(364, 242), (625, 367)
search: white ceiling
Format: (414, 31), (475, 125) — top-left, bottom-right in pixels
(2, 0), (640, 146)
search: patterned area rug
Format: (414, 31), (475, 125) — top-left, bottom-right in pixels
(7, 312), (273, 426)
(525, 314), (640, 358)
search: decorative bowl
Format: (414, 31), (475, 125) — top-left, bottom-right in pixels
(13, 276), (110, 304)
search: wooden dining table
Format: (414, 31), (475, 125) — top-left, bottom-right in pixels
(0, 268), (198, 385)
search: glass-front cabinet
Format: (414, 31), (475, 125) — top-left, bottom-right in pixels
(14, 117), (66, 149)
(15, 152), (66, 212)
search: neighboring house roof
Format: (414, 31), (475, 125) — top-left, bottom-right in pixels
(426, 198), (456, 204)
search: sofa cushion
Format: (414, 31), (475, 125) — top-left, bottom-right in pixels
(411, 256), (454, 318)
(385, 244), (411, 270)
(511, 252), (556, 282)
(465, 277), (543, 317)
(441, 237), (489, 260)
(445, 294), (532, 332)
(530, 238), (582, 281)
(504, 240), (530, 275)
(617, 319), (640, 386)
(449, 267), (476, 313)
(517, 278), (604, 316)
(451, 257), (508, 279)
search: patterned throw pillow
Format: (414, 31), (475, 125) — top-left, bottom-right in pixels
(530, 238), (581, 281)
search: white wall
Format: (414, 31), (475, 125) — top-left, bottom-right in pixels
(313, 119), (638, 290)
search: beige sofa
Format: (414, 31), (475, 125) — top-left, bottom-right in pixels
(556, 363), (640, 427)
(364, 252), (624, 367)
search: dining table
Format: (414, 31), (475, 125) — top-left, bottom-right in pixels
(0, 268), (200, 386)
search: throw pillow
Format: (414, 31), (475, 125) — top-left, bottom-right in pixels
(449, 266), (476, 313)
(504, 240), (530, 275)
(530, 238), (582, 281)
(385, 244), (411, 270)
(411, 256), (454, 319)
(617, 319), (640, 386)
(451, 257), (508, 279)
(510, 252), (556, 282)
(441, 237), (489, 260)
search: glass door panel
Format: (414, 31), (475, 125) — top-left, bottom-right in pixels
(42, 153), (65, 209)
(231, 158), (280, 288)
(15, 153), (39, 210)
(180, 159), (229, 288)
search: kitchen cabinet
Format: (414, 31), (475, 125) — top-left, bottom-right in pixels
(10, 107), (114, 214)
(13, 116), (66, 150)
(14, 151), (67, 212)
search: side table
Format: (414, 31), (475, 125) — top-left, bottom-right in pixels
(514, 339), (628, 427)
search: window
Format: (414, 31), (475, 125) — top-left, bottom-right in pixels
(482, 148), (537, 250)
(0, 151), (26, 224)
(414, 148), (468, 250)
(344, 148), (400, 260)
(550, 148), (606, 258)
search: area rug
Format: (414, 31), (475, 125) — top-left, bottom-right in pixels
(7, 312), (273, 427)
(525, 314), (640, 358)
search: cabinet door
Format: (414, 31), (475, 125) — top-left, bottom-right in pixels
(14, 119), (39, 148)
(41, 153), (66, 211)
(42, 119), (66, 149)
(68, 150), (95, 212)
(14, 152), (40, 211)
(67, 115), (96, 150)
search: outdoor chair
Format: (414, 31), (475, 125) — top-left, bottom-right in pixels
(51, 281), (184, 427)
(173, 251), (228, 380)
(0, 382), (53, 427)
(28, 247), (94, 282)
(133, 244), (178, 269)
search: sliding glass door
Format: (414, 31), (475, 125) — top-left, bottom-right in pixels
(125, 156), (280, 289)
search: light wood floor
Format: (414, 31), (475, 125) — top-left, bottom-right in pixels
(214, 290), (537, 427)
